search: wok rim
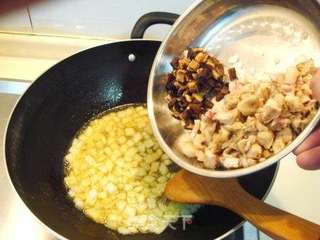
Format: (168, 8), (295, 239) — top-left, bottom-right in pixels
(3, 38), (279, 240)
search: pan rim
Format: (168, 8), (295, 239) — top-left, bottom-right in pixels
(3, 37), (278, 239)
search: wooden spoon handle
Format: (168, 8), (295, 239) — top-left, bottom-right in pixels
(225, 189), (320, 240)
(165, 170), (320, 239)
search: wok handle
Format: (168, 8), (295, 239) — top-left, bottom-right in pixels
(130, 12), (179, 39)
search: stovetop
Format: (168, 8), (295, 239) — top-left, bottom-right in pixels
(0, 80), (57, 240)
(1, 31), (320, 240)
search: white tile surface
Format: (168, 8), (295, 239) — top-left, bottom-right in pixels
(265, 153), (320, 224)
(28, 0), (195, 39)
(259, 232), (273, 240)
(0, 8), (31, 32)
(243, 222), (259, 239)
(259, 153), (320, 239)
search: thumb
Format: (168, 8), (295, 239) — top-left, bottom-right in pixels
(310, 69), (320, 101)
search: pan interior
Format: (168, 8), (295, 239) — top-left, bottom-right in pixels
(5, 41), (277, 239)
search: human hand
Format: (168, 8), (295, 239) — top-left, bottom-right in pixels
(294, 70), (320, 170)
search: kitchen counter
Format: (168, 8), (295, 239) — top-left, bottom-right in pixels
(0, 32), (113, 81)
(0, 32), (319, 240)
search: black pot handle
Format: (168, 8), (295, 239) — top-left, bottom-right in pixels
(131, 12), (179, 39)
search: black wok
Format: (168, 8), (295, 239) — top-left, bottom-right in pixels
(5, 12), (278, 240)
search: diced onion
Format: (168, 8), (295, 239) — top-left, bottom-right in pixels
(64, 106), (199, 234)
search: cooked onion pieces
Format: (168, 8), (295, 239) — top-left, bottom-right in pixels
(64, 106), (199, 234)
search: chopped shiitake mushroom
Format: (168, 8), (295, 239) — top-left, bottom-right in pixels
(166, 48), (236, 129)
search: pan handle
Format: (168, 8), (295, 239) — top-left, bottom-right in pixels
(130, 12), (179, 39)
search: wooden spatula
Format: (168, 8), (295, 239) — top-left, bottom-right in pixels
(165, 170), (320, 240)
